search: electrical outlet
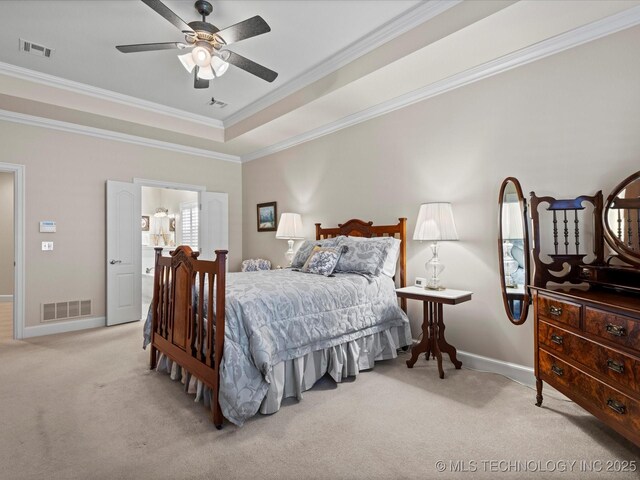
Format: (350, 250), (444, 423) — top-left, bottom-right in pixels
(42, 241), (54, 251)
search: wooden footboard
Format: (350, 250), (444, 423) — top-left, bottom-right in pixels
(149, 245), (227, 429)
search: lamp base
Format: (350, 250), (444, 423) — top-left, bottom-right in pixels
(425, 242), (446, 291)
(284, 239), (295, 267)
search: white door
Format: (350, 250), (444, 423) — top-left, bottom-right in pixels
(199, 191), (228, 260)
(106, 180), (141, 326)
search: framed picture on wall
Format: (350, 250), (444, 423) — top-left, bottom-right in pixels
(257, 202), (277, 232)
(141, 215), (150, 231)
(169, 217), (176, 232)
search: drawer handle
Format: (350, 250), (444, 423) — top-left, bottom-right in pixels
(550, 333), (564, 345)
(551, 364), (564, 377)
(607, 398), (626, 415)
(549, 306), (563, 316)
(605, 324), (626, 337)
(607, 359), (624, 374)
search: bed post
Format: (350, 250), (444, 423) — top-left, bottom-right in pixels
(150, 247), (163, 370)
(398, 218), (407, 312)
(212, 249), (227, 429)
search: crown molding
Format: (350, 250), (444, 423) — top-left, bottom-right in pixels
(223, 0), (462, 128)
(0, 61), (224, 130)
(242, 5), (640, 163)
(0, 109), (241, 163)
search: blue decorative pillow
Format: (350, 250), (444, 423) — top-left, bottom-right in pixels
(291, 236), (343, 269)
(301, 246), (345, 276)
(334, 236), (391, 276)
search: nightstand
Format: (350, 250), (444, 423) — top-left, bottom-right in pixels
(396, 286), (472, 379)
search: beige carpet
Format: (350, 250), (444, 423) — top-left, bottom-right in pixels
(0, 323), (638, 480)
(0, 302), (12, 340)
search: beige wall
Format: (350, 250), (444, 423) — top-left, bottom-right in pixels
(242, 26), (640, 367)
(0, 122), (242, 327)
(0, 172), (14, 295)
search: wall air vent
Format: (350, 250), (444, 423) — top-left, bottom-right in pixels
(41, 299), (92, 323)
(19, 38), (54, 58)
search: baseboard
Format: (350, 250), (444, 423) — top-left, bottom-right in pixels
(456, 349), (536, 387)
(22, 316), (105, 338)
(0, 295), (13, 303)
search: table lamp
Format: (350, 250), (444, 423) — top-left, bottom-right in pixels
(276, 213), (304, 266)
(413, 202), (459, 290)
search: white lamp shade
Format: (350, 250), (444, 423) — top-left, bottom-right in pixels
(276, 213), (305, 239)
(413, 202), (459, 241)
(196, 65), (215, 80)
(178, 52), (196, 73)
(192, 44), (211, 67)
(211, 55), (229, 77)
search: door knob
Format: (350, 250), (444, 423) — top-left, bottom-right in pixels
(109, 260), (122, 265)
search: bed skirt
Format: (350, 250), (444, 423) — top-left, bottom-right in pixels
(153, 324), (411, 419)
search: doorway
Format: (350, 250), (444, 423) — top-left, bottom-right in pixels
(0, 171), (14, 340)
(141, 186), (198, 317)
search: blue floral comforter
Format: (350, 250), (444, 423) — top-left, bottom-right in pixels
(144, 269), (409, 425)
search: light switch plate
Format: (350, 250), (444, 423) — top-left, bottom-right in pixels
(42, 241), (54, 251)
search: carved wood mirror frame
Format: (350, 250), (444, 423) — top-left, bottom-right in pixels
(603, 170), (640, 267)
(498, 177), (531, 325)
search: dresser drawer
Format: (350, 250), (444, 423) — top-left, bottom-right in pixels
(539, 320), (640, 394)
(585, 307), (640, 353)
(539, 350), (640, 435)
(537, 294), (581, 328)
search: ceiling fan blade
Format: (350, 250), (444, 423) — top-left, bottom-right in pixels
(194, 67), (210, 89)
(226, 51), (278, 83)
(116, 42), (185, 53)
(215, 16), (271, 45)
(141, 0), (195, 34)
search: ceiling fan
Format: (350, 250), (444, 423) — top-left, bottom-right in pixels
(116, 0), (278, 89)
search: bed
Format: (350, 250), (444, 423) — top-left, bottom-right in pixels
(144, 218), (411, 427)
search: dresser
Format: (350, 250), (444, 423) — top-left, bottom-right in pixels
(531, 286), (640, 446)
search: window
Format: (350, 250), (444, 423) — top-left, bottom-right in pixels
(180, 201), (199, 249)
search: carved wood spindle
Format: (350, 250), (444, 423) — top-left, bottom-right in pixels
(197, 271), (205, 362)
(207, 271), (214, 366)
(552, 210), (559, 255)
(617, 209), (622, 239)
(636, 209), (640, 251)
(574, 210), (580, 255)
(627, 209), (633, 248)
(563, 210), (569, 254)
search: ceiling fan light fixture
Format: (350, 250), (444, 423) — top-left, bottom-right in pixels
(196, 65), (215, 80)
(178, 52), (196, 73)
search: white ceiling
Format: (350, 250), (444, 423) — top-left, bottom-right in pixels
(1, 1), (639, 162)
(0, 0), (421, 120)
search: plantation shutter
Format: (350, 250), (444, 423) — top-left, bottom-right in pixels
(180, 201), (199, 249)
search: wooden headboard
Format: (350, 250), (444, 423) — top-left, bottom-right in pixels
(315, 218), (407, 311)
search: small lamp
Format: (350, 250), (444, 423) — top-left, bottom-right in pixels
(413, 202), (459, 290)
(501, 201), (522, 288)
(276, 213), (305, 266)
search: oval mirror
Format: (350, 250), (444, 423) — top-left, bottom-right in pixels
(498, 177), (530, 325)
(603, 170), (640, 267)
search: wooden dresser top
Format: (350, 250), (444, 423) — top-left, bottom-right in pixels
(530, 286), (640, 316)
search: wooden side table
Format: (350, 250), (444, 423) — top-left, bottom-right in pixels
(396, 286), (472, 379)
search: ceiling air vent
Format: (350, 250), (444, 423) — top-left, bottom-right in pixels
(19, 38), (54, 58)
(207, 98), (228, 109)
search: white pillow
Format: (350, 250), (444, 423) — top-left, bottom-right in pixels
(346, 236), (401, 277)
(381, 237), (401, 277)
